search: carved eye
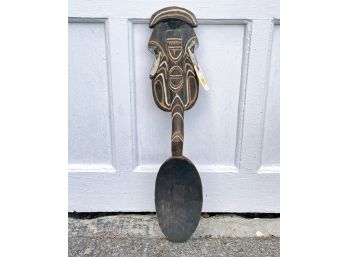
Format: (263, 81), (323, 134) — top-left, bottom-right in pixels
(153, 48), (159, 56)
(190, 38), (199, 52)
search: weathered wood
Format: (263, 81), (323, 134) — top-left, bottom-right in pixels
(155, 156), (202, 242)
(149, 7), (203, 242)
(148, 6), (200, 156)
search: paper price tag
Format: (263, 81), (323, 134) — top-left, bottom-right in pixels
(193, 64), (209, 91)
(188, 46), (209, 91)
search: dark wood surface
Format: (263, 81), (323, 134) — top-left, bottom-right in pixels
(155, 156), (202, 242)
(149, 6), (203, 242)
(148, 6), (200, 156)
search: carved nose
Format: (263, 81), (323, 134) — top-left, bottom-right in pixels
(166, 30), (182, 61)
(167, 38), (182, 58)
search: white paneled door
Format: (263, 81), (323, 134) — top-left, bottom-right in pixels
(69, 0), (279, 212)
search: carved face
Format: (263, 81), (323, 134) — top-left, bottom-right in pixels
(148, 20), (199, 111)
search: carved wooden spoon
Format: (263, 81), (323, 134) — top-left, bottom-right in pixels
(148, 7), (203, 242)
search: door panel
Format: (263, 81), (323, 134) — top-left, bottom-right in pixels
(261, 23), (280, 171)
(69, 0), (279, 212)
(68, 20), (115, 171)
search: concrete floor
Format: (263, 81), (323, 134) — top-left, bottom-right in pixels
(68, 214), (280, 257)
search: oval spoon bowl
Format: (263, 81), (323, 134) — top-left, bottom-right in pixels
(155, 156), (203, 242)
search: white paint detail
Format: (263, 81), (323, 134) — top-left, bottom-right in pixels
(154, 73), (170, 106)
(171, 112), (184, 121)
(185, 68), (196, 107)
(159, 60), (168, 70)
(171, 135), (184, 142)
(171, 94), (184, 106)
(150, 8), (197, 27)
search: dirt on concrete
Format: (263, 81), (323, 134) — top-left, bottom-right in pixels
(68, 214), (280, 257)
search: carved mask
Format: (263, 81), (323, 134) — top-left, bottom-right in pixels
(148, 7), (200, 112)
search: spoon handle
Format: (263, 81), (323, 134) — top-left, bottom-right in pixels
(171, 95), (184, 156)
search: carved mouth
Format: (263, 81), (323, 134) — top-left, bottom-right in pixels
(169, 66), (184, 90)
